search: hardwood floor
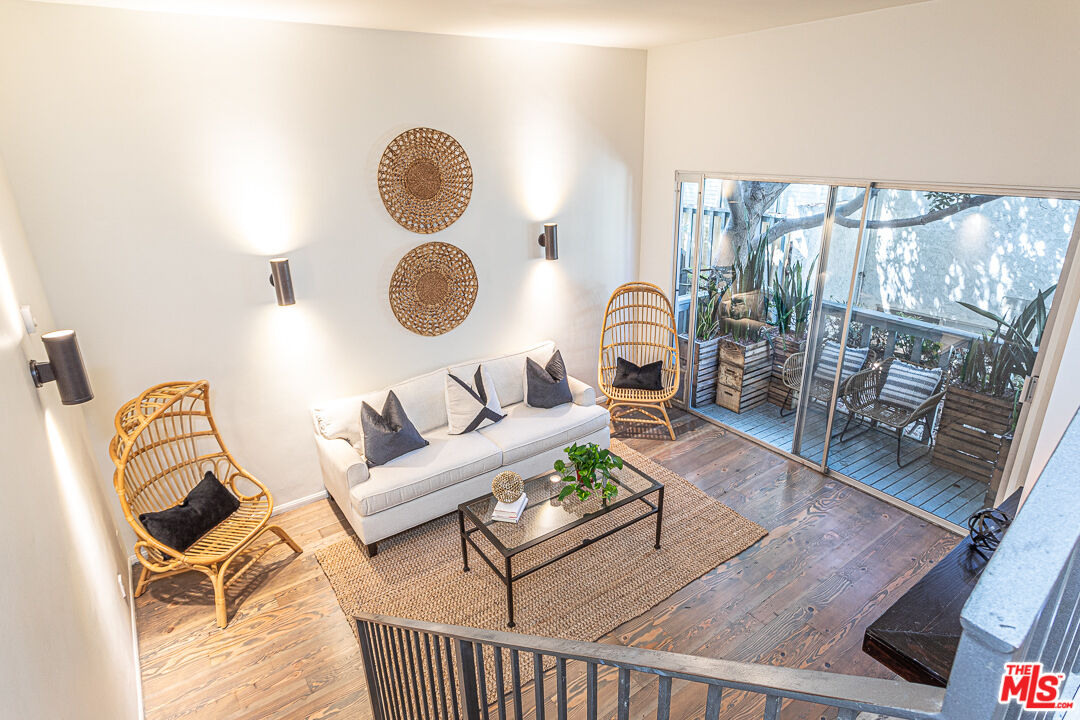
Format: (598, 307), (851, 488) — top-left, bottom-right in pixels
(135, 410), (959, 720)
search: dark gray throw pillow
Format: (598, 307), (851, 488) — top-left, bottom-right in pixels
(526, 350), (574, 408)
(361, 390), (429, 467)
(139, 471), (240, 552)
(613, 357), (664, 391)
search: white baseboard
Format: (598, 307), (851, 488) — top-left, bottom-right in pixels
(127, 559), (146, 719)
(273, 489), (328, 515)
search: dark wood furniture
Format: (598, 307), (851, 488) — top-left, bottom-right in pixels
(863, 490), (1021, 685)
(457, 460), (664, 628)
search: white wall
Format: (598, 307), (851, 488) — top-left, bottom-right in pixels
(639, 0), (1080, 484)
(0, 0), (646, 519)
(0, 154), (140, 718)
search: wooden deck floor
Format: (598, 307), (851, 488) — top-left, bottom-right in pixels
(135, 410), (959, 720)
(694, 400), (989, 526)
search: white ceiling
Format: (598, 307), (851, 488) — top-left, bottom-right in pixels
(34, 0), (930, 48)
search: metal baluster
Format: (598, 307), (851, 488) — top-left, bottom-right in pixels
(455, 638), (482, 720)
(1045, 552), (1080, 674)
(533, 653), (545, 720)
(762, 694), (781, 720)
(704, 684), (723, 720)
(617, 667), (630, 720)
(400, 628), (422, 720)
(474, 643), (490, 720)
(356, 622), (386, 720)
(655, 676), (671, 720)
(414, 632), (432, 720)
(433, 634), (451, 720)
(424, 634), (442, 720)
(556, 658), (568, 720)
(445, 637), (461, 720)
(510, 649), (524, 720)
(373, 622), (398, 720)
(586, 662), (598, 720)
(385, 624), (408, 720)
(493, 646), (507, 720)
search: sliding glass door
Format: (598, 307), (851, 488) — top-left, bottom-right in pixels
(671, 174), (1080, 527)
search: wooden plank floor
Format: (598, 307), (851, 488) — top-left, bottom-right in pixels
(135, 410), (959, 720)
(694, 400), (989, 525)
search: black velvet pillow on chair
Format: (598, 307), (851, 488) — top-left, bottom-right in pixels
(613, 357), (664, 391)
(139, 471), (241, 552)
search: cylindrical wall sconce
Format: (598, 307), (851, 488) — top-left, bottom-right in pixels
(269, 258), (296, 306)
(28, 330), (94, 405)
(537, 223), (558, 260)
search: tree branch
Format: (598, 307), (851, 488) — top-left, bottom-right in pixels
(762, 192), (1000, 243)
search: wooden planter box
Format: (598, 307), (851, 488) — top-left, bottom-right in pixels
(715, 338), (771, 413)
(931, 386), (1016, 485)
(768, 333), (807, 411)
(675, 336), (721, 409)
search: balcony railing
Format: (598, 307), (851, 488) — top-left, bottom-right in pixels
(354, 612), (944, 720)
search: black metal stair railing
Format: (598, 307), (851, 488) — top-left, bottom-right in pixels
(353, 613), (944, 720)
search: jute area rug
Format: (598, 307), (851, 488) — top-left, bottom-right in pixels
(316, 440), (766, 655)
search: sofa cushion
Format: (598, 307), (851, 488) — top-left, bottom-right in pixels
(477, 401), (610, 465)
(449, 341), (555, 408)
(350, 427), (502, 517)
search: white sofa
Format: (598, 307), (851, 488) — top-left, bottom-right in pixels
(311, 341), (610, 555)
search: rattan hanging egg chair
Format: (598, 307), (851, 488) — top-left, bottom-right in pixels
(598, 281), (680, 440)
(110, 380), (301, 628)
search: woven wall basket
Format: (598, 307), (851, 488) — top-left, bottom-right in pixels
(389, 242), (478, 336)
(377, 127), (473, 234)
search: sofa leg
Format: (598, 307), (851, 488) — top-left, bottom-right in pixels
(362, 541), (378, 558)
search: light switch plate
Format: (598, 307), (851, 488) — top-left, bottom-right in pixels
(19, 305), (36, 335)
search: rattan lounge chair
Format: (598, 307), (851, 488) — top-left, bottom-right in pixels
(110, 380), (301, 628)
(598, 282), (680, 440)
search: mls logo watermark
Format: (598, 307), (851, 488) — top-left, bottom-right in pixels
(999, 662), (1075, 711)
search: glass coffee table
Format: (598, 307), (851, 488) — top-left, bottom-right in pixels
(457, 460), (664, 627)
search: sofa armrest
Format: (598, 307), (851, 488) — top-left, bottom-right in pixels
(313, 432), (368, 493)
(568, 376), (596, 406)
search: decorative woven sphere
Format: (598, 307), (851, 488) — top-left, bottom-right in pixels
(492, 471), (524, 503)
(967, 507), (1011, 558)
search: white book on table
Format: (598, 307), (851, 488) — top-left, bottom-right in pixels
(492, 493), (527, 522)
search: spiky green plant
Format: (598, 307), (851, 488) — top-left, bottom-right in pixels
(771, 256), (817, 337)
(956, 285), (1056, 397)
(694, 268), (727, 342)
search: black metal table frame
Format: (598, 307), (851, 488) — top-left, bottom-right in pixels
(457, 460), (665, 628)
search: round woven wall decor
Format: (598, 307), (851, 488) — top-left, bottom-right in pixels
(389, 242), (478, 336)
(378, 127), (473, 234)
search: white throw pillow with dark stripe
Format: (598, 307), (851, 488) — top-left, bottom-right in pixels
(811, 341), (868, 385)
(878, 361), (942, 411)
(445, 365), (505, 435)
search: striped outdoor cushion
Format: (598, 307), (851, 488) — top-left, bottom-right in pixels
(878, 361), (942, 411)
(811, 341), (868, 385)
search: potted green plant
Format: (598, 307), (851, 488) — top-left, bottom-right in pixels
(767, 256), (816, 410)
(932, 286), (1055, 491)
(553, 443), (624, 503)
(676, 267), (729, 409)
